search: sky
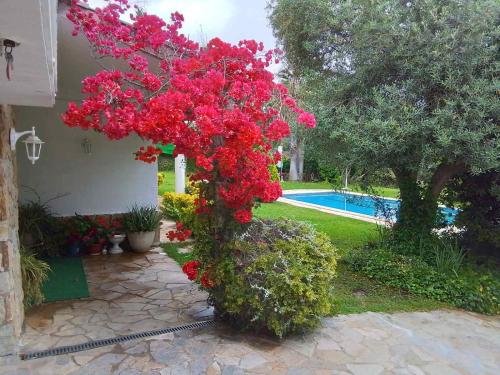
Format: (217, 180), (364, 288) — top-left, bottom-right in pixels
(87, 0), (282, 74)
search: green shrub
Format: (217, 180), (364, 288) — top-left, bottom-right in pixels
(20, 248), (50, 309)
(161, 192), (196, 229)
(319, 164), (341, 185)
(123, 205), (162, 232)
(198, 219), (338, 338)
(268, 164), (280, 182)
(431, 239), (466, 276)
(19, 199), (65, 257)
(346, 247), (499, 314)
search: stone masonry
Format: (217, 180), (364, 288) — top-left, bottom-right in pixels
(0, 104), (24, 355)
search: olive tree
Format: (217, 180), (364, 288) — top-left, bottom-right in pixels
(269, 0), (499, 237)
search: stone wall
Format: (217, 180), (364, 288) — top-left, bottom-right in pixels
(0, 104), (24, 355)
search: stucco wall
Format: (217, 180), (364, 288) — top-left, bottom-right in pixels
(14, 100), (158, 216)
(0, 105), (24, 356)
(13, 6), (158, 217)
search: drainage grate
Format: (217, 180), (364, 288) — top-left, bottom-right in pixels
(20, 320), (215, 361)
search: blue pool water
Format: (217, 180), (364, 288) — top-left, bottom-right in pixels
(283, 191), (458, 223)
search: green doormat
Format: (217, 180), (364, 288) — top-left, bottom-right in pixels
(42, 257), (90, 302)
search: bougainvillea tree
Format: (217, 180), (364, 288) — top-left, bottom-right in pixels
(63, 0), (315, 291)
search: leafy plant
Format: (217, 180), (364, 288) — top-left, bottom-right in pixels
(432, 240), (466, 276)
(123, 205), (162, 233)
(20, 247), (50, 308)
(346, 247), (499, 314)
(68, 214), (122, 246)
(191, 219), (338, 338)
(18, 198), (65, 258)
(161, 192), (196, 227)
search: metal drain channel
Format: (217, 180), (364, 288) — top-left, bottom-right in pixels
(20, 320), (215, 361)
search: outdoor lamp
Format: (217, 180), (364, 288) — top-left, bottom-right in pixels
(10, 126), (44, 164)
(82, 137), (92, 154)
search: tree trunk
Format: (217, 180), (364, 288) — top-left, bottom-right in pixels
(393, 162), (467, 240)
(297, 141), (304, 181)
(289, 153), (299, 181)
(289, 136), (304, 181)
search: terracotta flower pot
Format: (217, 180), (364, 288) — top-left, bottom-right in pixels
(87, 243), (103, 256)
(127, 231), (155, 253)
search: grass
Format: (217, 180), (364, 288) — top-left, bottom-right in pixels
(162, 242), (194, 265)
(162, 200), (447, 314)
(254, 202), (377, 253)
(158, 171), (399, 198)
(158, 170), (176, 195)
(159, 169), (400, 199)
(257, 201), (448, 313)
(331, 264), (447, 314)
(281, 180), (333, 190)
(281, 180), (400, 199)
(158, 170), (442, 314)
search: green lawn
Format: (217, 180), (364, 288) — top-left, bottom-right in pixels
(281, 180), (400, 199)
(162, 200), (447, 315)
(255, 202), (446, 313)
(254, 202), (377, 253)
(158, 170), (176, 195)
(281, 180), (333, 190)
(159, 171), (399, 199)
(162, 242), (194, 265)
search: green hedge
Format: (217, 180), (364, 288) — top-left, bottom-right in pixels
(346, 248), (499, 314)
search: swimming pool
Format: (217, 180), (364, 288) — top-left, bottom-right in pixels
(283, 191), (458, 223)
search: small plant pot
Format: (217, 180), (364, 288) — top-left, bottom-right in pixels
(67, 241), (83, 257)
(87, 243), (103, 256)
(109, 234), (126, 255)
(127, 231), (155, 253)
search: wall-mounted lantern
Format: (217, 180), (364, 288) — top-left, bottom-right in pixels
(81, 137), (92, 154)
(10, 126), (44, 165)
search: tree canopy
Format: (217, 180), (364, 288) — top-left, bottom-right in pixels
(270, 0), (500, 235)
(64, 0), (314, 229)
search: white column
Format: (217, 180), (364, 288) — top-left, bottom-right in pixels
(174, 154), (186, 194)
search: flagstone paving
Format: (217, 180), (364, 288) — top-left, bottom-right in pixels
(1, 246), (499, 374)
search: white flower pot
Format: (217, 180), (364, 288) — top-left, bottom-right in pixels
(127, 231), (155, 253)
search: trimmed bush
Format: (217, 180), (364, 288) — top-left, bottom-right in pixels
(346, 247), (499, 314)
(196, 219), (338, 338)
(161, 192), (196, 228)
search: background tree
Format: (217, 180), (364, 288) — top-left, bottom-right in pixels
(278, 69), (307, 181)
(269, 0), (499, 238)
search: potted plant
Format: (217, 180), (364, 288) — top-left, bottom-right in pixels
(69, 214), (122, 256)
(123, 205), (162, 253)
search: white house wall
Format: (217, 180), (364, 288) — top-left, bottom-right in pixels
(14, 5), (157, 217)
(0, 0), (58, 106)
(14, 100), (157, 216)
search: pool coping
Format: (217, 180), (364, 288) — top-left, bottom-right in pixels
(278, 195), (390, 225)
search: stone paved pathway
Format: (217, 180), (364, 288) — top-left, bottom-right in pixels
(1, 246), (499, 374)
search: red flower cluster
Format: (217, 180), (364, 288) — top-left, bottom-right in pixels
(182, 260), (200, 281)
(167, 222), (192, 242)
(69, 214), (122, 245)
(200, 271), (215, 288)
(63, 0), (315, 224)
(182, 261), (215, 288)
